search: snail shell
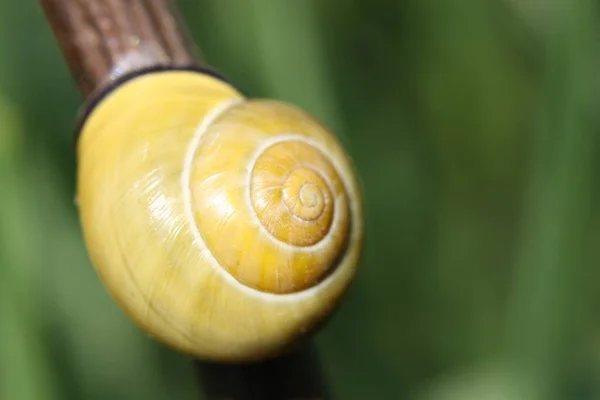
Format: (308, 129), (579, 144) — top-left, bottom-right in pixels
(76, 69), (364, 362)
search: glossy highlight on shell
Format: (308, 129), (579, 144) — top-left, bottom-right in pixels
(76, 69), (363, 362)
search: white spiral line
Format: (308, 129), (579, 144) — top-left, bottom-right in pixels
(181, 100), (355, 301)
(244, 134), (343, 253)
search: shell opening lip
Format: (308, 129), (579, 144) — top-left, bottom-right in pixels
(74, 65), (234, 148)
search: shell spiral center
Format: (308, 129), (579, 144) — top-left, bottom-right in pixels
(251, 141), (335, 247)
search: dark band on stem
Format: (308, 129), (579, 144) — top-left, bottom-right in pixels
(40, 0), (233, 144)
(72, 65), (232, 145)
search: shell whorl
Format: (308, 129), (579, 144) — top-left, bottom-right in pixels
(76, 69), (363, 361)
(186, 101), (351, 294)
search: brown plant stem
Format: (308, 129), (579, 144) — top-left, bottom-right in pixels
(40, 0), (203, 97)
(40, 1), (331, 399)
(196, 343), (331, 400)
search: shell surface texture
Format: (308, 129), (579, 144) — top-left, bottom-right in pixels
(76, 69), (364, 362)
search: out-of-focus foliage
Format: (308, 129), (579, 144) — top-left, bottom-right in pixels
(0, 1), (599, 399)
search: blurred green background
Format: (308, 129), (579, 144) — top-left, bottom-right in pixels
(1, 0), (600, 399)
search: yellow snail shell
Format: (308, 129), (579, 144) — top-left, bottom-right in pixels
(76, 69), (364, 362)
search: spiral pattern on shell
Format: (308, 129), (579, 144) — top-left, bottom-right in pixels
(76, 70), (363, 361)
(187, 100), (350, 294)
